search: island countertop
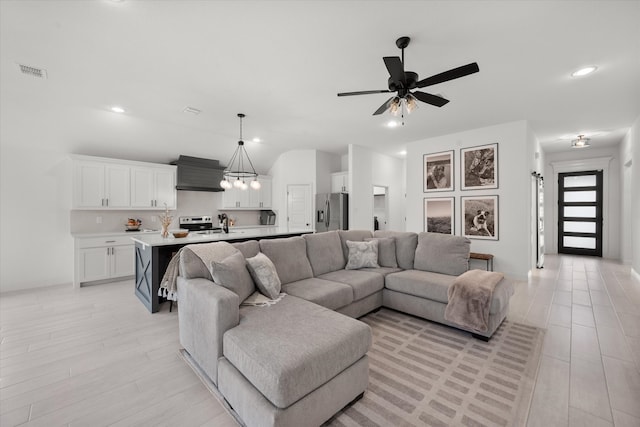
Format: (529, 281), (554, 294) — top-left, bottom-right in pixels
(132, 226), (313, 313)
(130, 226), (313, 248)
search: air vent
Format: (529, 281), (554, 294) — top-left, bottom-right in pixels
(183, 106), (201, 115)
(17, 64), (47, 79)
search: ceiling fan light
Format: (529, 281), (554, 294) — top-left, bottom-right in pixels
(406, 94), (418, 113)
(390, 97), (402, 116)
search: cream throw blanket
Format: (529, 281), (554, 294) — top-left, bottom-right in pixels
(444, 269), (504, 333)
(158, 242), (237, 301)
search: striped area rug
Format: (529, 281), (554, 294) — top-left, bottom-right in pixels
(326, 309), (544, 427)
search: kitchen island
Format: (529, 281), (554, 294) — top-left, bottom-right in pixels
(131, 227), (312, 313)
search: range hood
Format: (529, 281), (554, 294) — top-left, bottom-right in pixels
(172, 155), (226, 192)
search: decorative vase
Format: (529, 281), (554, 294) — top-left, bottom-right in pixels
(161, 223), (169, 238)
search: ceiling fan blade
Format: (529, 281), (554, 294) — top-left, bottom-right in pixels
(413, 91), (450, 107)
(416, 62), (480, 88)
(383, 56), (405, 87)
(373, 96), (395, 115)
(337, 89), (392, 97)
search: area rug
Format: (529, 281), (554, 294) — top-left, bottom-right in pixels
(180, 308), (545, 427)
(326, 309), (545, 427)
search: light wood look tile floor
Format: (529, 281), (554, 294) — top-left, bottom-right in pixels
(1, 254), (639, 426)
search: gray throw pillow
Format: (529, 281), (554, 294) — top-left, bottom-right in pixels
(246, 252), (282, 299)
(345, 240), (379, 270)
(209, 251), (255, 303)
(365, 237), (398, 268)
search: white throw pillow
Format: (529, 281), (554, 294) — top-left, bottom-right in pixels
(345, 240), (379, 270)
(245, 252), (282, 299)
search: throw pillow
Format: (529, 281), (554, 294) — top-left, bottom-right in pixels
(246, 252), (282, 299)
(345, 240), (379, 270)
(209, 251), (255, 303)
(365, 237), (398, 268)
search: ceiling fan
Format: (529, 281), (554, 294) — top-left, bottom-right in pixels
(337, 36), (479, 116)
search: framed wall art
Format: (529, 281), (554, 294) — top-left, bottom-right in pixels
(461, 195), (499, 240)
(424, 197), (455, 234)
(461, 143), (498, 190)
(423, 150), (454, 192)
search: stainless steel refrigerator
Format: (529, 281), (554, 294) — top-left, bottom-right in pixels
(315, 193), (348, 232)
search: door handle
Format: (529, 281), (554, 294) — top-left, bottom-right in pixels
(325, 199), (330, 228)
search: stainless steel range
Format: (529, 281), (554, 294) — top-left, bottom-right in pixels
(178, 216), (222, 234)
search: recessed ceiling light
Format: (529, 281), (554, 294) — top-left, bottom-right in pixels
(387, 120), (398, 128)
(183, 106), (201, 115)
(399, 150), (407, 156)
(571, 66), (597, 77)
(110, 106), (125, 113)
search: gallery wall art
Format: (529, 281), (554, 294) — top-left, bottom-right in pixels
(461, 143), (498, 190)
(424, 150), (454, 192)
(424, 197), (454, 234)
(461, 195), (499, 240)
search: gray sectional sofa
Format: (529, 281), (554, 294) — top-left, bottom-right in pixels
(176, 230), (514, 427)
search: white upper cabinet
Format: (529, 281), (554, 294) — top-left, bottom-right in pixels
(222, 175), (272, 209)
(74, 160), (130, 208)
(72, 155), (176, 210)
(130, 166), (176, 209)
(256, 176), (272, 208)
(331, 172), (349, 193)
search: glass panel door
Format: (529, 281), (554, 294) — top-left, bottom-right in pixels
(558, 170), (603, 256)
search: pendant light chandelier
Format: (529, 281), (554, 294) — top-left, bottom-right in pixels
(219, 113), (261, 190)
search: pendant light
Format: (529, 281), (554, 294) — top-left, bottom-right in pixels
(219, 113), (261, 190)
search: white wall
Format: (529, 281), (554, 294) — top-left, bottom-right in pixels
(1, 145), (74, 292)
(619, 114), (640, 277)
(348, 144), (406, 231)
(544, 146), (621, 260)
(316, 150), (342, 194)
(406, 120), (532, 280)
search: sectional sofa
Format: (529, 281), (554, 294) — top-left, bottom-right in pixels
(176, 230), (514, 427)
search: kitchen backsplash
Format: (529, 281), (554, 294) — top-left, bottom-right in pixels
(70, 191), (265, 233)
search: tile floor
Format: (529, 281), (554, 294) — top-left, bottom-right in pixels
(515, 255), (640, 427)
(0, 254), (639, 426)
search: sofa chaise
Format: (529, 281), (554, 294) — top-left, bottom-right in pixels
(176, 230), (514, 427)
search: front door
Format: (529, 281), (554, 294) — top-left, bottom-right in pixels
(558, 170), (603, 256)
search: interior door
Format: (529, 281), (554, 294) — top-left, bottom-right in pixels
(287, 184), (312, 230)
(558, 170), (603, 256)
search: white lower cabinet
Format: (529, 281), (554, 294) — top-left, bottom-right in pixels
(75, 235), (135, 286)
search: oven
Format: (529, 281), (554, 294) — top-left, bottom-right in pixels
(178, 216), (222, 234)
